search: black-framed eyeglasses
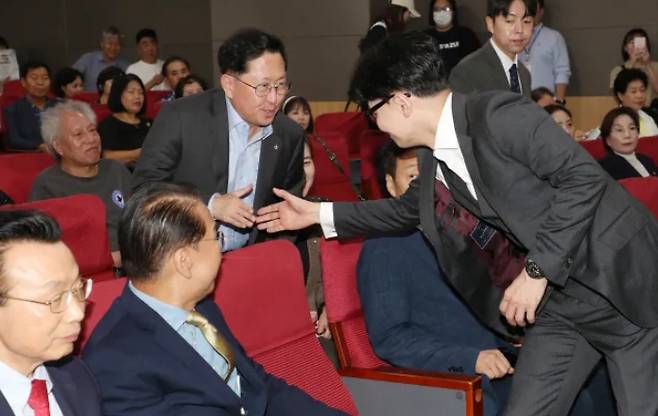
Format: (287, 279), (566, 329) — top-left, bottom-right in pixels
(364, 94), (395, 122)
(229, 75), (291, 97)
(3, 278), (93, 314)
(200, 221), (224, 248)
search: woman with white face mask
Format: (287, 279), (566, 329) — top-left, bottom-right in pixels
(424, 0), (480, 75)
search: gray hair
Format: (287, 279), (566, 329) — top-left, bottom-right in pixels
(40, 100), (97, 157)
(101, 26), (122, 41)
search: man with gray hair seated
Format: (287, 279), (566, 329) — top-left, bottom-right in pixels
(73, 26), (128, 91)
(30, 100), (132, 266)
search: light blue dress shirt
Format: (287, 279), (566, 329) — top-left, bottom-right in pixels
(73, 50), (128, 91)
(128, 282), (241, 396)
(518, 23), (571, 92)
(220, 98), (273, 252)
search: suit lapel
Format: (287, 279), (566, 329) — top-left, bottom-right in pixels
(48, 364), (79, 416)
(483, 42), (511, 91)
(0, 393), (12, 415)
(209, 91), (230, 193)
(417, 148), (441, 248)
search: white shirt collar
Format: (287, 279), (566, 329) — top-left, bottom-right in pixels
(0, 360), (54, 415)
(490, 38), (518, 73)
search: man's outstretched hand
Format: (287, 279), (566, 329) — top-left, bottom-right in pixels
(256, 188), (321, 233)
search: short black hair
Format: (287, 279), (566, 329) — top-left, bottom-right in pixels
(107, 73), (147, 115)
(544, 103), (571, 118)
(0, 210), (61, 304)
(621, 28), (651, 61)
(118, 182), (207, 281)
(174, 74), (208, 99)
(20, 61), (51, 79)
(52, 67), (83, 98)
(600, 106), (639, 153)
(282, 96), (314, 133)
(96, 65), (125, 94)
(376, 140), (417, 197)
(136, 28), (158, 44)
(349, 31), (448, 108)
(613, 68), (648, 103)
(428, 0), (458, 26)
(487, 0), (537, 18)
(161, 56), (190, 77)
(530, 86), (554, 103)
(217, 28), (287, 75)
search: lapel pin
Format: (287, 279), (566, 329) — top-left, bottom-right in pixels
(273, 144), (279, 150)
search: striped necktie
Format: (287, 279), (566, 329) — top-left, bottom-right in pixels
(509, 63), (521, 93)
(186, 311), (236, 382)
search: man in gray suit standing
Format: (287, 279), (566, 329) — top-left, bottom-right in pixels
(256, 31), (658, 415)
(132, 29), (305, 252)
(450, 0), (533, 96)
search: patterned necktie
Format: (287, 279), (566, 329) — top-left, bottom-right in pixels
(186, 311), (235, 382)
(28, 379), (50, 416)
(509, 63), (521, 93)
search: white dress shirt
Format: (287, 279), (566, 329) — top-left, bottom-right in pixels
(0, 360), (64, 416)
(320, 93), (476, 237)
(490, 38), (521, 92)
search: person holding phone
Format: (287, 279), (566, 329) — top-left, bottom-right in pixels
(609, 28), (658, 107)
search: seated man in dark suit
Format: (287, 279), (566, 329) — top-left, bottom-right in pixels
(0, 210), (101, 415)
(82, 182), (345, 416)
(358, 143), (617, 416)
(132, 28), (304, 252)
(449, 0), (532, 96)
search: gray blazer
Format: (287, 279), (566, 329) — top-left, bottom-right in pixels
(132, 88), (305, 245)
(449, 40), (531, 97)
(332, 91), (658, 335)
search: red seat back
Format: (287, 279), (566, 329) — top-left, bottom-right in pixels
(71, 92), (99, 105)
(216, 240), (357, 414)
(359, 130), (389, 200)
(0, 194), (114, 280)
(2, 80), (25, 103)
(620, 176), (658, 217)
(91, 104), (112, 124)
(320, 238), (388, 370)
(0, 152), (55, 202)
(315, 112), (368, 159)
(579, 139), (606, 160)
(636, 136), (658, 164)
(79, 278), (127, 352)
(308, 133), (358, 202)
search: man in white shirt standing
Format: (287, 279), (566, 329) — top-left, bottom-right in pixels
(126, 28), (167, 91)
(0, 210), (101, 416)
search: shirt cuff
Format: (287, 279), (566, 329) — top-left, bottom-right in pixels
(208, 192), (221, 216)
(319, 202), (337, 238)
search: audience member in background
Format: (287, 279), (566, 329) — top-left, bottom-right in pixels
(609, 28), (658, 107)
(98, 74), (150, 167)
(612, 68), (658, 137)
(358, 142), (616, 416)
(0, 210), (102, 416)
(126, 28), (167, 91)
(544, 104), (577, 140)
(4, 61), (57, 151)
(173, 74), (208, 99)
(52, 67), (84, 99)
(73, 26), (128, 91)
(530, 86), (555, 107)
(282, 95), (314, 133)
(424, 0), (480, 75)
(450, 0), (534, 97)
(518, 0), (571, 104)
(599, 106), (658, 180)
(31, 100), (132, 266)
(0, 36), (9, 96)
(82, 183), (347, 416)
(132, 29), (305, 252)
(359, 0), (420, 54)
(96, 65), (124, 105)
(161, 56), (191, 101)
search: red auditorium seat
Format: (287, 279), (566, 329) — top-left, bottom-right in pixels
(1, 80), (25, 104)
(71, 92), (99, 105)
(619, 176), (658, 217)
(636, 136), (658, 164)
(80, 240), (357, 415)
(579, 139), (606, 160)
(0, 194), (115, 281)
(315, 112), (368, 159)
(359, 129), (389, 200)
(308, 132), (359, 202)
(91, 103), (112, 123)
(0, 152), (54, 202)
(321, 238), (483, 416)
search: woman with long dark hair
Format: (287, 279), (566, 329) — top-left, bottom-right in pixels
(359, 0), (420, 54)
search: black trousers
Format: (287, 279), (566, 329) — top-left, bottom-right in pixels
(504, 280), (658, 416)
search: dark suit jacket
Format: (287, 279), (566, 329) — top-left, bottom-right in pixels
(599, 152), (658, 180)
(449, 40), (531, 97)
(333, 91), (658, 335)
(82, 287), (345, 416)
(0, 356), (103, 416)
(131, 88), (305, 245)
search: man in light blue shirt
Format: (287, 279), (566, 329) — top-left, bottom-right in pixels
(73, 26), (128, 91)
(518, 0), (571, 103)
